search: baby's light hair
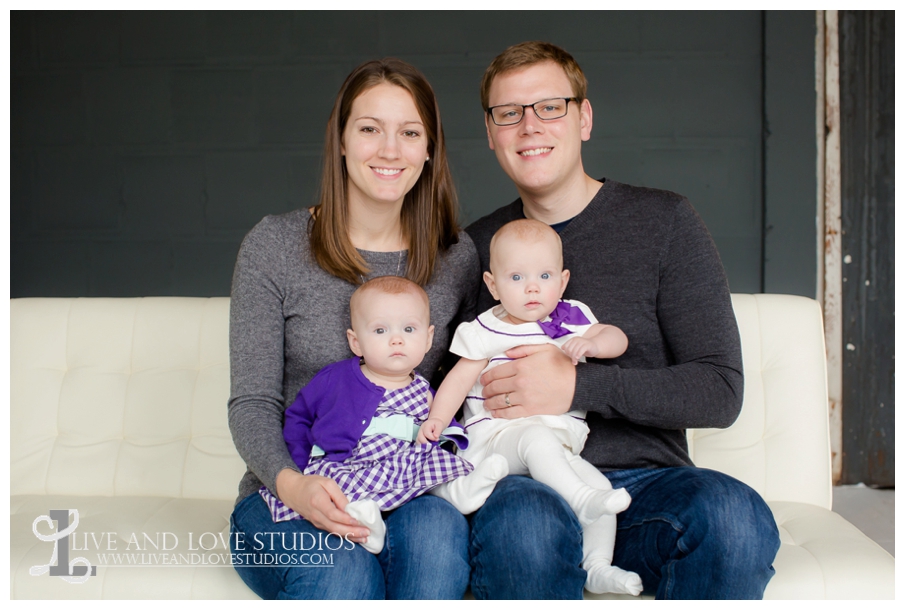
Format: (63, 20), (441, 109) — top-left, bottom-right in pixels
(489, 219), (564, 268)
(350, 275), (431, 321)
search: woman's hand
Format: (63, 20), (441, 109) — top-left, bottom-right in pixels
(479, 343), (576, 418)
(416, 417), (446, 444)
(275, 468), (370, 543)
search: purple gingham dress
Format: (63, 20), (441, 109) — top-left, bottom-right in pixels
(261, 373), (473, 521)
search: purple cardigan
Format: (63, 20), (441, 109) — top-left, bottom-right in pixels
(283, 357), (386, 472)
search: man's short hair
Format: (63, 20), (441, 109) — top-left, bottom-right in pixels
(350, 275), (430, 319)
(480, 41), (588, 110)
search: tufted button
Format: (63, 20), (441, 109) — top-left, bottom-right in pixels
(362, 420), (366, 425)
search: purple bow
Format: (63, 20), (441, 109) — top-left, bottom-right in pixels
(537, 301), (591, 339)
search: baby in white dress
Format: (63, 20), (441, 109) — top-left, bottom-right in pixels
(417, 219), (642, 596)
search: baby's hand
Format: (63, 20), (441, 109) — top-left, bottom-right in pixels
(561, 336), (598, 365)
(416, 417), (446, 444)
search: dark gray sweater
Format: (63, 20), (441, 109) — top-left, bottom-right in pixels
(228, 209), (480, 503)
(466, 179), (743, 472)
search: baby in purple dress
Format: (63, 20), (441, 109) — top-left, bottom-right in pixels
(259, 276), (508, 553)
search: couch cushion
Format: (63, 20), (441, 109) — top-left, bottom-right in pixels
(689, 295), (833, 509)
(10, 298), (246, 501)
(765, 501), (895, 599)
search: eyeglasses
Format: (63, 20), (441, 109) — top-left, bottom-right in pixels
(486, 97), (580, 126)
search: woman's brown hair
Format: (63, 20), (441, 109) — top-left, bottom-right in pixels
(309, 58), (459, 286)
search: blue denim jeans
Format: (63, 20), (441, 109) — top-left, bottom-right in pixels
(469, 469), (779, 599)
(608, 467), (780, 599)
(469, 475), (587, 599)
(230, 492), (470, 599)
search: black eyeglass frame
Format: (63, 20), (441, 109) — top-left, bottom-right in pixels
(486, 97), (581, 126)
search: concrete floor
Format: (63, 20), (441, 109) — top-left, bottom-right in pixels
(832, 484), (895, 556)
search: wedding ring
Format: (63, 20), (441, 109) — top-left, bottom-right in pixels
(504, 392), (511, 407)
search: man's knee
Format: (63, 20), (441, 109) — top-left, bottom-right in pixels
(613, 468), (778, 598)
(678, 469), (779, 565)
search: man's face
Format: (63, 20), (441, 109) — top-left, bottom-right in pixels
(485, 61), (592, 199)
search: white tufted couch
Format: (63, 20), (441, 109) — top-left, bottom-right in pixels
(10, 294), (894, 599)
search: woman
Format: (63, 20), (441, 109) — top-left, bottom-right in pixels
(228, 59), (479, 599)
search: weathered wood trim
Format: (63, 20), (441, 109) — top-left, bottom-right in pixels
(822, 10), (843, 483)
(838, 10), (895, 487)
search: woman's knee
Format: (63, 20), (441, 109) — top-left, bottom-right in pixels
(469, 476), (584, 599)
(474, 475), (579, 541)
(280, 544), (385, 600)
(230, 494), (384, 599)
(381, 495), (469, 599)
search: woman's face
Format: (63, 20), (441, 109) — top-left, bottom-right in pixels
(342, 83), (430, 211)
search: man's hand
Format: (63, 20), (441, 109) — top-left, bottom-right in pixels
(480, 343), (576, 418)
(416, 417), (446, 444)
(274, 468), (370, 543)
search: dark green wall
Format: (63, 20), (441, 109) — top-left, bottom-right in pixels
(10, 10), (817, 298)
(764, 11), (819, 296)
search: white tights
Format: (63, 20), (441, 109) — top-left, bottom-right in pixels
(435, 423), (642, 595)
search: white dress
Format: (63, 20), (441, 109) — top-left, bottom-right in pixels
(450, 299), (597, 465)
(438, 299), (644, 596)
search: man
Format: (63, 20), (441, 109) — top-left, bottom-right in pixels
(465, 41), (779, 600)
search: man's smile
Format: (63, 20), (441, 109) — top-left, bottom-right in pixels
(519, 147), (553, 157)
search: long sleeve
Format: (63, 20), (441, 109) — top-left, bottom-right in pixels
(467, 180), (744, 470)
(572, 197), (743, 430)
(227, 217), (300, 495)
(228, 212), (485, 503)
(282, 358), (384, 471)
(282, 388), (316, 474)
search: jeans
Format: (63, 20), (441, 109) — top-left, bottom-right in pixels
(469, 475), (587, 599)
(230, 492), (469, 599)
(469, 468), (780, 599)
(608, 467), (780, 599)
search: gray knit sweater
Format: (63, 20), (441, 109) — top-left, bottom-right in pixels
(228, 209), (480, 504)
(466, 179), (743, 472)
